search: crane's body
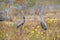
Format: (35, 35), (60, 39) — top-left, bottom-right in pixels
(40, 22), (47, 30)
(16, 16), (25, 28)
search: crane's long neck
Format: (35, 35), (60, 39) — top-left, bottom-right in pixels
(23, 16), (25, 22)
(39, 6), (46, 22)
(39, 9), (45, 23)
(40, 15), (44, 22)
(39, 10), (45, 22)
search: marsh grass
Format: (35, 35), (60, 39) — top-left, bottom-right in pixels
(0, 11), (60, 40)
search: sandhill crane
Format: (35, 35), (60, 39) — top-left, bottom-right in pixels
(39, 6), (47, 30)
(35, 5), (47, 30)
(16, 16), (25, 28)
(35, 10), (47, 30)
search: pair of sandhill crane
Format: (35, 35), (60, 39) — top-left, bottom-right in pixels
(0, 5), (47, 30)
(0, 13), (47, 30)
(16, 6), (47, 30)
(16, 4), (60, 31)
(0, 0), (47, 30)
(16, 15), (47, 30)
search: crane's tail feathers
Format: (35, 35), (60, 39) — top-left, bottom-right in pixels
(17, 26), (19, 28)
(44, 27), (47, 30)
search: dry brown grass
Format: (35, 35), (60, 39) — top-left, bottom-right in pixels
(0, 10), (60, 40)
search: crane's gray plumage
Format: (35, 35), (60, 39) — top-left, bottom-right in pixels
(40, 21), (47, 30)
(16, 16), (25, 28)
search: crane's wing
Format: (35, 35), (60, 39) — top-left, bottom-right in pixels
(40, 21), (47, 30)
